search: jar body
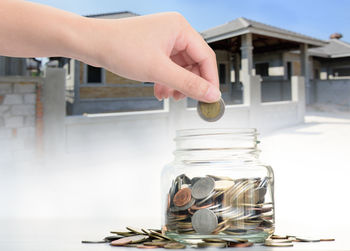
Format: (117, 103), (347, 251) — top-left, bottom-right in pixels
(161, 129), (274, 243)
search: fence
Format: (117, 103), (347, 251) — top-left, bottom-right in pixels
(312, 79), (350, 107)
(40, 68), (305, 156)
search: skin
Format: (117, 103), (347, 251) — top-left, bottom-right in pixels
(0, 0), (221, 102)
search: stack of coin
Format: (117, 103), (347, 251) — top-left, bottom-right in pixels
(165, 174), (274, 239)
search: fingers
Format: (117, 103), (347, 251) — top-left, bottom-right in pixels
(154, 83), (186, 101)
(173, 27), (219, 89)
(153, 56), (221, 102)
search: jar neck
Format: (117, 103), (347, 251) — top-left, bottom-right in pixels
(174, 128), (259, 163)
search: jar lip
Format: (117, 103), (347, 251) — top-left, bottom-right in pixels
(175, 128), (257, 139)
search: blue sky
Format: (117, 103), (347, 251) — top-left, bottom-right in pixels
(30, 0), (349, 41)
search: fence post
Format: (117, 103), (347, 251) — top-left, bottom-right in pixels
(292, 76), (305, 123)
(242, 75), (262, 127)
(43, 68), (66, 157)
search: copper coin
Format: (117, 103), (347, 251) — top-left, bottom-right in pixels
(173, 188), (192, 207)
(228, 242), (253, 248)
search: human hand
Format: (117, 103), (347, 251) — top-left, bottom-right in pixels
(82, 12), (221, 102)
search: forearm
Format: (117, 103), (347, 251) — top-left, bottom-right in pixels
(0, 0), (97, 62)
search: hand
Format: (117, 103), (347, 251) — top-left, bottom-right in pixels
(83, 12), (221, 102)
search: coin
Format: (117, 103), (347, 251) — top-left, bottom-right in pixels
(192, 177), (215, 200)
(137, 244), (160, 249)
(264, 240), (293, 247)
(295, 237), (321, 242)
(191, 208), (218, 234)
(164, 242), (186, 249)
(127, 226), (145, 235)
(104, 235), (124, 242)
(81, 240), (107, 244)
(110, 235), (149, 246)
(173, 188), (192, 207)
(320, 238), (335, 242)
(198, 242), (227, 248)
(228, 242), (253, 248)
(197, 98), (225, 122)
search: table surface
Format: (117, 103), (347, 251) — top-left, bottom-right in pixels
(0, 219), (348, 251)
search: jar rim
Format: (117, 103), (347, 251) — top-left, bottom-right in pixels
(175, 128), (257, 139)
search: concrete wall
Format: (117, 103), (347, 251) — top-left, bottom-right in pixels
(314, 79), (350, 106)
(0, 76), (43, 163)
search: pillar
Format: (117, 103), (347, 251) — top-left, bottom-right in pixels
(240, 33), (254, 77)
(300, 43), (310, 104)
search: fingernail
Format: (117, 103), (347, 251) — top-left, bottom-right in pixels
(204, 85), (221, 102)
(157, 96), (163, 101)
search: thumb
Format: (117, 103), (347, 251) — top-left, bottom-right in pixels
(153, 58), (221, 102)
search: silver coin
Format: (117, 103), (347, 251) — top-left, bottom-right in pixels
(197, 98), (225, 122)
(192, 208), (218, 234)
(192, 177), (215, 200)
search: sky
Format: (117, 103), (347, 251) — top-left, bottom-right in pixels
(29, 0), (350, 41)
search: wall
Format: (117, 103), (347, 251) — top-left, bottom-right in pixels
(0, 76), (43, 163)
(314, 79), (350, 107)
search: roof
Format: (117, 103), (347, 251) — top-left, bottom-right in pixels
(85, 11), (139, 19)
(201, 17), (326, 47)
(309, 39), (350, 58)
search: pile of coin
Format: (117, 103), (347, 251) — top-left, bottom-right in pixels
(165, 173), (274, 238)
(264, 235), (335, 247)
(82, 227), (335, 249)
(81, 226), (255, 249)
(197, 98), (225, 122)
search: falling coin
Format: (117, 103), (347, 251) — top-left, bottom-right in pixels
(173, 188), (192, 207)
(197, 98), (225, 122)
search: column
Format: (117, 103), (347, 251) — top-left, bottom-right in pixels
(240, 33), (254, 77)
(300, 43), (310, 104)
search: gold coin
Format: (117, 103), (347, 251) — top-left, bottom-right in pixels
(197, 98), (225, 122)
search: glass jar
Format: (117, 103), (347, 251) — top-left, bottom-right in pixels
(161, 128), (274, 243)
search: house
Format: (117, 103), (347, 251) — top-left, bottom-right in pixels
(200, 17), (326, 104)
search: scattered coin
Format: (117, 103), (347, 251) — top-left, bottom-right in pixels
(104, 235), (124, 242)
(295, 237), (321, 242)
(264, 239), (293, 247)
(164, 242), (186, 249)
(198, 241), (227, 248)
(191, 177), (215, 200)
(191, 208), (218, 234)
(137, 244), (160, 249)
(110, 235), (148, 246)
(228, 242), (253, 248)
(320, 238), (335, 242)
(81, 240), (107, 244)
(197, 98), (225, 122)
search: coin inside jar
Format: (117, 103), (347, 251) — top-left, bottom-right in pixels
(191, 177), (215, 200)
(173, 187), (192, 207)
(197, 98), (225, 122)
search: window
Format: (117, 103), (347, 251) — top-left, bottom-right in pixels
(255, 63), (269, 77)
(87, 65), (102, 83)
(67, 60), (71, 75)
(333, 68), (350, 77)
(219, 64), (226, 84)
